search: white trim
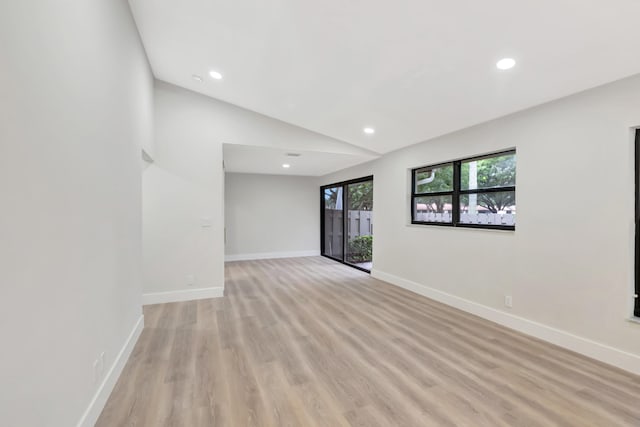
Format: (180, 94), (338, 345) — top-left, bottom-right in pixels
(225, 250), (320, 262)
(371, 269), (640, 376)
(142, 286), (224, 305)
(627, 317), (640, 325)
(76, 315), (144, 427)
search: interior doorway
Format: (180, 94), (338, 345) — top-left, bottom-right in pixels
(321, 176), (373, 272)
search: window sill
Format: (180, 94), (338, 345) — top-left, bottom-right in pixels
(405, 223), (515, 233)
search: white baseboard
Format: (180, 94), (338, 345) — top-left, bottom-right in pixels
(371, 269), (640, 376)
(142, 286), (224, 305)
(225, 250), (320, 262)
(76, 315), (144, 427)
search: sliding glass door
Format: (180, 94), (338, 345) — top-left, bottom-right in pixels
(322, 186), (344, 260)
(321, 176), (373, 272)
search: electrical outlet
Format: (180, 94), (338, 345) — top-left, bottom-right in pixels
(504, 295), (513, 308)
(186, 274), (195, 286)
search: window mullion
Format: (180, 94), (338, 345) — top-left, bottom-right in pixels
(459, 186), (516, 195)
(411, 195), (416, 222)
(452, 160), (460, 225)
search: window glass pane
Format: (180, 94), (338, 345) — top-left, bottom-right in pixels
(460, 152), (516, 191)
(414, 196), (453, 223)
(323, 187), (343, 259)
(414, 164), (453, 194)
(346, 181), (373, 269)
(459, 191), (516, 226)
(324, 187), (341, 209)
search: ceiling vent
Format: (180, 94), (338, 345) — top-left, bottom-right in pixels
(286, 153), (301, 157)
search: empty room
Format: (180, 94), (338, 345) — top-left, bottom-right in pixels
(3, 0), (640, 426)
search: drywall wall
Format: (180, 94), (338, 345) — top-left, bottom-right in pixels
(143, 81), (372, 299)
(150, 84), (375, 155)
(319, 74), (640, 373)
(225, 173), (319, 260)
(143, 82), (226, 299)
(0, 0), (152, 426)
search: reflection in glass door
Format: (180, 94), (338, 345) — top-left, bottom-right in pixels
(322, 186), (343, 260)
(321, 176), (373, 272)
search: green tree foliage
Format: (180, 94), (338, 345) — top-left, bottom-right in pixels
(324, 182), (373, 210)
(348, 182), (373, 210)
(414, 154), (516, 214)
(415, 166), (453, 212)
(460, 154), (515, 189)
(347, 235), (372, 263)
(461, 153), (516, 213)
(415, 166), (453, 193)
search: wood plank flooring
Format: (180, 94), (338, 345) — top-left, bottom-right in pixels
(96, 256), (640, 426)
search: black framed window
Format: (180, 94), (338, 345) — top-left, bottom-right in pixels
(411, 150), (516, 230)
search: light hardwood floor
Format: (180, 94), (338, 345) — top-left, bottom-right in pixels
(97, 257), (640, 426)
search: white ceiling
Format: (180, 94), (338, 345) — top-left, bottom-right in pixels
(130, 0), (640, 154)
(223, 144), (376, 176)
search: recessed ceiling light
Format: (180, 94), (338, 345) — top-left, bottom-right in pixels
(363, 127), (375, 135)
(282, 164), (290, 168)
(192, 74), (203, 82)
(209, 70), (223, 80)
(496, 58), (516, 70)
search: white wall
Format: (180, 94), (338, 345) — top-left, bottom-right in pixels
(0, 1), (152, 426)
(225, 173), (319, 260)
(143, 82), (226, 298)
(320, 74), (640, 373)
(144, 81), (369, 299)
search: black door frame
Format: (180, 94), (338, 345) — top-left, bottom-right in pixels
(320, 175), (373, 273)
(634, 129), (640, 317)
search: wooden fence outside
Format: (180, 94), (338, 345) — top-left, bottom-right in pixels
(324, 210), (373, 257)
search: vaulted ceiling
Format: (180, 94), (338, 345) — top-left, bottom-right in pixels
(130, 0), (640, 155)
